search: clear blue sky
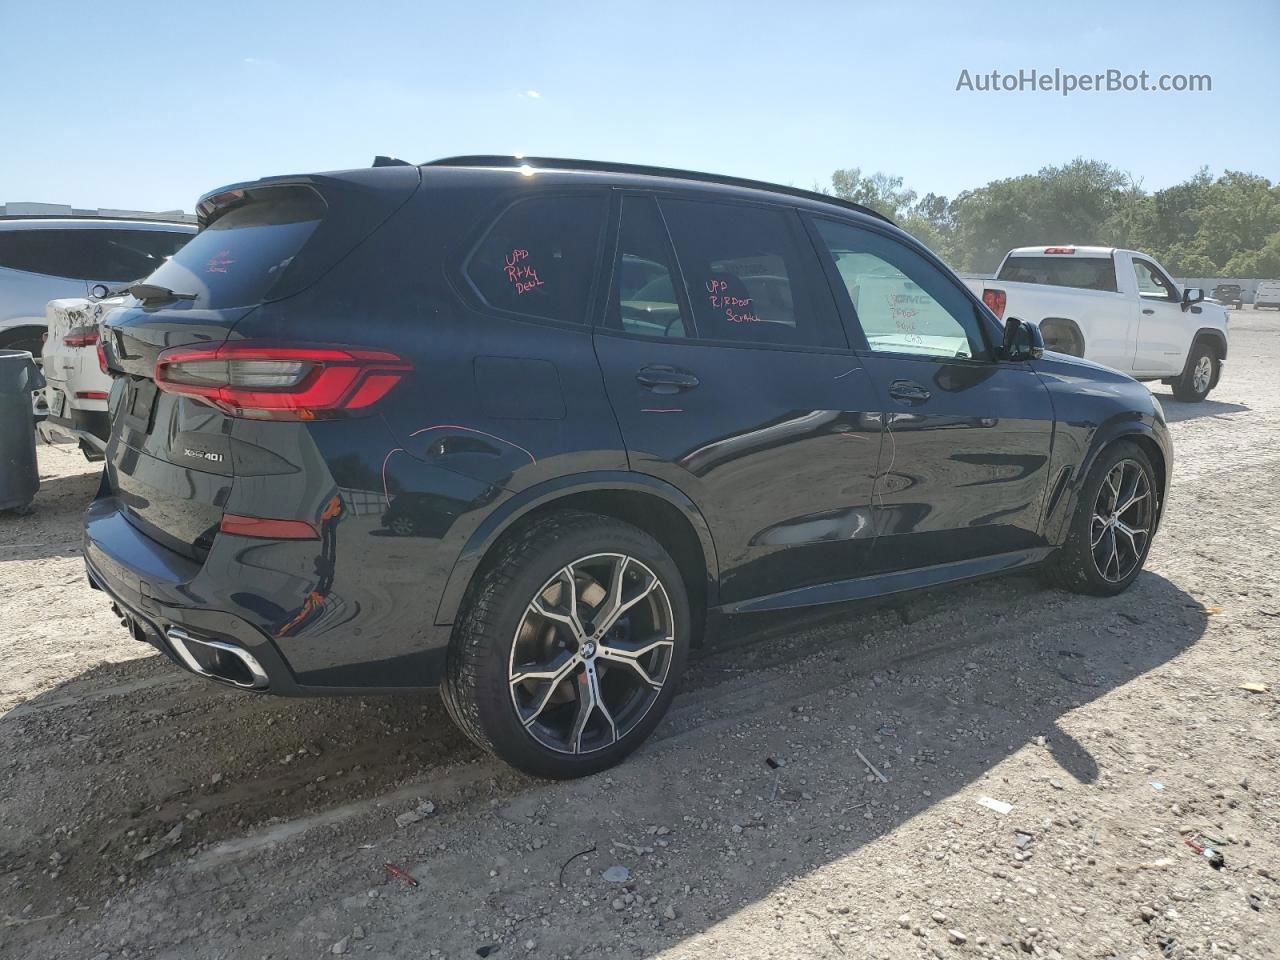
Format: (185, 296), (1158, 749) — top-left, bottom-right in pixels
(3, 0), (1277, 213)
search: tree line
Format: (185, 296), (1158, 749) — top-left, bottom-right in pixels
(822, 159), (1280, 278)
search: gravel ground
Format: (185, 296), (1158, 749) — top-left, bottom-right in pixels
(1, 308), (1277, 960)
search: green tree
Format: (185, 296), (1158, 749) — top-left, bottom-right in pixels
(946, 158), (1130, 272)
(830, 168), (917, 220)
(1224, 232), (1280, 278)
(822, 160), (1280, 278)
(830, 170), (957, 263)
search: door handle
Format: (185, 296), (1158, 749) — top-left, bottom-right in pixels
(888, 379), (931, 404)
(635, 365), (700, 394)
(1142, 308), (1155, 315)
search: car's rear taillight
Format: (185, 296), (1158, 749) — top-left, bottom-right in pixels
(97, 342), (109, 374)
(219, 513), (320, 539)
(63, 326), (100, 348)
(1044, 246), (1076, 255)
(982, 288), (1007, 320)
(75, 391), (109, 400)
(154, 341), (411, 421)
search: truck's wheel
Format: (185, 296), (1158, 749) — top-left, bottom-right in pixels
(1172, 342), (1217, 402)
(1047, 441), (1157, 596)
(441, 510), (689, 779)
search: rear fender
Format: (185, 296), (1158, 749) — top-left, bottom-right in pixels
(433, 471), (719, 626)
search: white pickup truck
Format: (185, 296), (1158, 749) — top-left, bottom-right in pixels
(965, 246), (1229, 401)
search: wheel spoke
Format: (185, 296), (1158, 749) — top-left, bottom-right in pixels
(1090, 514), (1109, 548)
(530, 566), (586, 640)
(1096, 527), (1118, 581)
(593, 557), (658, 636)
(1114, 520), (1148, 556)
(568, 665), (616, 753)
(1103, 468), (1122, 512)
(1115, 467), (1148, 516)
(511, 650), (581, 728)
(597, 634), (674, 690)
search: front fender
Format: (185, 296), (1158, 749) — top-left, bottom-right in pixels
(433, 471), (720, 625)
(1043, 414), (1172, 545)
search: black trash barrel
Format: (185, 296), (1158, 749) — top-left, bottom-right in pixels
(0, 349), (46, 512)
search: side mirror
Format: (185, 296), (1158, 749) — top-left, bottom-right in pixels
(1182, 287), (1205, 310)
(1001, 316), (1044, 361)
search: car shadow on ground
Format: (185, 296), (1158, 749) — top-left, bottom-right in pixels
(1147, 395), (1250, 423)
(0, 564), (1208, 956)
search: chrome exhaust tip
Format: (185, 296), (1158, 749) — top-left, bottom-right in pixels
(166, 627), (269, 690)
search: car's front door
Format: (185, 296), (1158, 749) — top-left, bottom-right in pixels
(593, 193), (884, 606)
(1127, 254), (1188, 375)
(807, 216), (1056, 575)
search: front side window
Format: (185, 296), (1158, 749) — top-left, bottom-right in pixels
(466, 193), (608, 325)
(610, 195), (687, 338)
(1132, 258), (1177, 301)
(812, 218), (991, 361)
(658, 198), (843, 348)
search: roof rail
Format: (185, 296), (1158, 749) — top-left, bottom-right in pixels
(0, 212), (195, 224)
(421, 155), (894, 226)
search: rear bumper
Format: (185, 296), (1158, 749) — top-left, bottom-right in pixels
(38, 408), (110, 451)
(84, 495), (449, 695)
(84, 498), (299, 693)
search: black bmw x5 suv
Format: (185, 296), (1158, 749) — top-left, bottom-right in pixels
(87, 156), (1170, 778)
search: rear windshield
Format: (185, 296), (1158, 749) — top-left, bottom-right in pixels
(141, 186), (326, 308)
(997, 255), (1118, 292)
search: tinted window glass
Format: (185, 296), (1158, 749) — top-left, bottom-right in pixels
(143, 186), (325, 309)
(610, 196), (687, 338)
(467, 194), (607, 324)
(659, 198), (843, 348)
(0, 228), (191, 282)
(813, 218), (990, 361)
(996, 256), (1117, 292)
(1132, 258), (1177, 300)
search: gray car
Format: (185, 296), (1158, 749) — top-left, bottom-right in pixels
(0, 216), (195, 355)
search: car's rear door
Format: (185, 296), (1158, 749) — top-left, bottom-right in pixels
(807, 215), (1055, 574)
(593, 193), (883, 607)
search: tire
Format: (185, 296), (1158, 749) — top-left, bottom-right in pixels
(441, 510), (690, 779)
(1047, 440), (1158, 596)
(1172, 341), (1217, 402)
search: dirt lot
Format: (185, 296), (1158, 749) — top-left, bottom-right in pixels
(2, 308), (1277, 960)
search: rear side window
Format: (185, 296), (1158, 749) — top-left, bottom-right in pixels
(142, 186), (326, 309)
(658, 198), (844, 348)
(466, 194), (608, 325)
(0, 228), (191, 282)
(609, 195), (687, 338)
(997, 256), (1118, 292)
